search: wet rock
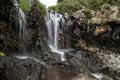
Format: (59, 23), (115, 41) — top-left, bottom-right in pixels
(70, 4), (120, 70)
(101, 76), (113, 80)
(69, 74), (98, 80)
(59, 51), (90, 74)
(26, 0), (48, 52)
(70, 73), (114, 80)
(81, 50), (120, 80)
(0, 21), (19, 53)
(0, 56), (46, 80)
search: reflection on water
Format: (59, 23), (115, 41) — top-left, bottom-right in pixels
(45, 66), (77, 80)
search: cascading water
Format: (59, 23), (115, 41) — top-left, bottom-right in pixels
(13, 0), (26, 54)
(13, 0), (47, 67)
(19, 8), (26, 54)
(45, 10), (71, 61)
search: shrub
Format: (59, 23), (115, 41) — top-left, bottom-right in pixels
(83, 9), (92, 19)
(57, 0), (64, 3)
(49, 0), (82, 15)
(48, 6), (56, 11)
(57, 3), (82, 14)
(38, 2), (46, 17)
(49, 0), (120, 15)
(19, 0), (30, 13)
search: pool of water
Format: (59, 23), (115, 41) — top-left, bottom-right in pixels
(45, 66), (77, 80)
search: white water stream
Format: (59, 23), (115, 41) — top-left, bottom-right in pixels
(15, 55), (46, 66)
(45, 10), (70, 61)
(13, 0), (27, 54)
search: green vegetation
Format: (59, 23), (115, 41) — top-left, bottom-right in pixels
(19, 0), (46, 17)
(48, 0), (120, 14)
(19, 0), (30, 13)
(57, 0), (64, 3)
(79, 0), (120, 10)
(31, 0), (46, 17)
(0, 51), (5, 56)
(83, 9), (92, 19)
(48, 6), (56, 11)
(48, 0), (82, 15)
(38, 2), (46, 17)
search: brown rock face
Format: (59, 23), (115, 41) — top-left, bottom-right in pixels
(0, 21), (19, 53)
(69, 4), (120, 79)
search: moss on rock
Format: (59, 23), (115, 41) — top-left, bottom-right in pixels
(38, 2), (46, 17)
(0, 52), (5, 56)
(19, 0), (30, 13)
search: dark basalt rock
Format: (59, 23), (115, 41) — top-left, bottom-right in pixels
(0, 56), (46, 80)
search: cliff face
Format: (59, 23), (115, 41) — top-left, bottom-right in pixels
(0, 0), (47, 54)
(0, 1), (48, 80)
(69, 4), (120, 79)
(71, 4), (120, 50)
(0, 0), (21, 53)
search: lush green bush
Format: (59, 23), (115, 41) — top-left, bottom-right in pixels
(48, 6), (56, 11)
(19, 0), (30, 13)
(79, 0), (120, 10)
(19, 0), (46, 16)
(83, 9), (92, 19)
(49, 0), (82, 15)
(38, 2), (46, 17)
(57, 0), (64, 3)
(49, 0), (120, 15)
(56, 2), (82, 14)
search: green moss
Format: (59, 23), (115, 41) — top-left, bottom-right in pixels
(19, 0), (30, 13)
(83, 9), (92, 19)
(31, 0), (46, 17)
(0, 51), (5, 56)
(38, 2), (46, 17)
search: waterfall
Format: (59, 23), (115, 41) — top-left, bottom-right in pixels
(19, 8), (26, 54)
(13, 0), (27, 54)
(45, 10), (71, 61)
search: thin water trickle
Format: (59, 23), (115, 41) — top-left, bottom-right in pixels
(13, 0), (19, 6)
(15, 55), (46, 67)
(14, 0), (27, 54)
(45, 10), (71, 61)
(19, 8), (26, 54)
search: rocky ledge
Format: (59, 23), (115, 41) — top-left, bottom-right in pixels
(0, 56), (46, 80)
(0, 55), (115, 80)
(68, 4), (120, 80)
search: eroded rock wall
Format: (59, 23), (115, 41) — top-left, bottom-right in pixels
(69, 4), (120, 79)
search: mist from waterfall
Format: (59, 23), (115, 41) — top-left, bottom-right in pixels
(45, 10), (71, 61)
